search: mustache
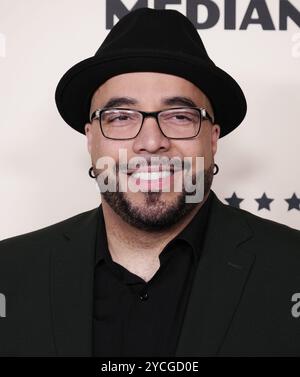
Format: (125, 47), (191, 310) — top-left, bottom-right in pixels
(116, 156), (191, 174)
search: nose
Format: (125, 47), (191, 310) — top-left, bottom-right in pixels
(132, 115), (171, 154)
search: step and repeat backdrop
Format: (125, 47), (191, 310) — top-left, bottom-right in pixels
(0, 0), (299, 239)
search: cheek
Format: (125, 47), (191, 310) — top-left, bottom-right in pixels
(173, 140), (212, 171)
(173, 141), (204, 158)
(92, 138), (131, 166)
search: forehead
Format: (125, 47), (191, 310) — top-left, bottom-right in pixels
(91, 72), (210, 107)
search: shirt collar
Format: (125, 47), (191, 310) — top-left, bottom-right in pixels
(95, 190), (213, 265)
(168, 189), (213, 261)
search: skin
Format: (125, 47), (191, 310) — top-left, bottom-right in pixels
(85, 72), (220, 282)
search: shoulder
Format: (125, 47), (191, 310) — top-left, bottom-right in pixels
(227, 201), (299, 239)
(0, 207), (100, 294)
(233, 204), (299, 244)
(0, 207), (99, 258)
(214, 194), (300, 268)
(211, 190), (299, 240)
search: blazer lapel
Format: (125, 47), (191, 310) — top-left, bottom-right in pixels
(176, 193), (256, 356)
(50, 207), (100, 356)
(49, 193), (255, 357)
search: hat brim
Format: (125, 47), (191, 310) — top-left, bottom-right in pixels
(55, 51), (247, 138)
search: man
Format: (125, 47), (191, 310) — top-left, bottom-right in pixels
(0, 8), (299, 357)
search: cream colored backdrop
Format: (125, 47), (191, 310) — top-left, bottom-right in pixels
(0, 0), (299, 240)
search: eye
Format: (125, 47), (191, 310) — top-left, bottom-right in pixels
(173, 114), (192, 121)
(161, 110), (198, 124)
(102, 110), (140, 125)
(109, 114), (129, 122)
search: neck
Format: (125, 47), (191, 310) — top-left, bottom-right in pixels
(102, 193), (209, 259)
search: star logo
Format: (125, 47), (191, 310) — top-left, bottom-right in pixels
(225, 192), (244, 208)
(255, 192), (274, 211)
(285, 193), (300, 211)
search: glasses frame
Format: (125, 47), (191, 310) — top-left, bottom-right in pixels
(89, 106), (215, 140)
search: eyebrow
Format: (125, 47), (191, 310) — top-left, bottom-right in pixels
(162, 96), (198, 108)
(101, 96), (198, 109)
(102, 97), (138, 108)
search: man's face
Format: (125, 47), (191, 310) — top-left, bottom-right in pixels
(85, 72), (220, 231)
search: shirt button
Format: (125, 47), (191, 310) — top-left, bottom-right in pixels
(139, 292), (149, 301)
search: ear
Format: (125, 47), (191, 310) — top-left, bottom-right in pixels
(84, 122), (92, 154)
(211, 124), (221, 156)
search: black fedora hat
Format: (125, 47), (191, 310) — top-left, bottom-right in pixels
(55, 7), (247, 138)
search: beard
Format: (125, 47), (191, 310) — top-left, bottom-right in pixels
(98, 162), (214, 232)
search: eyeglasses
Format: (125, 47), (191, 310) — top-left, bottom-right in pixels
(90, 107), (214, 140)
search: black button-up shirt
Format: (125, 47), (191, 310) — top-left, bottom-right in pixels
(93, 191), (213, 357)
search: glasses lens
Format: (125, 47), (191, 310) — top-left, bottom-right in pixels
(100, 109), (142, 139)
(159, 108), (201, 138)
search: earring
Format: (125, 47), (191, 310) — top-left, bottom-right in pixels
(88, 166), (96, 178)
(213, 163), (219, 175)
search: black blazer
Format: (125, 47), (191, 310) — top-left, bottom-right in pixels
(0, 190), (299, 357)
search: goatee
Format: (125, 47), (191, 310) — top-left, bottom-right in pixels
(99, 163), (214, 232)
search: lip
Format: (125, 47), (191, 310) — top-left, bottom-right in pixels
(129, 171), (175, 191)
(126, 166), (179, 175)
(130, 170), (174, 180)
(126, 168), (185, 192)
